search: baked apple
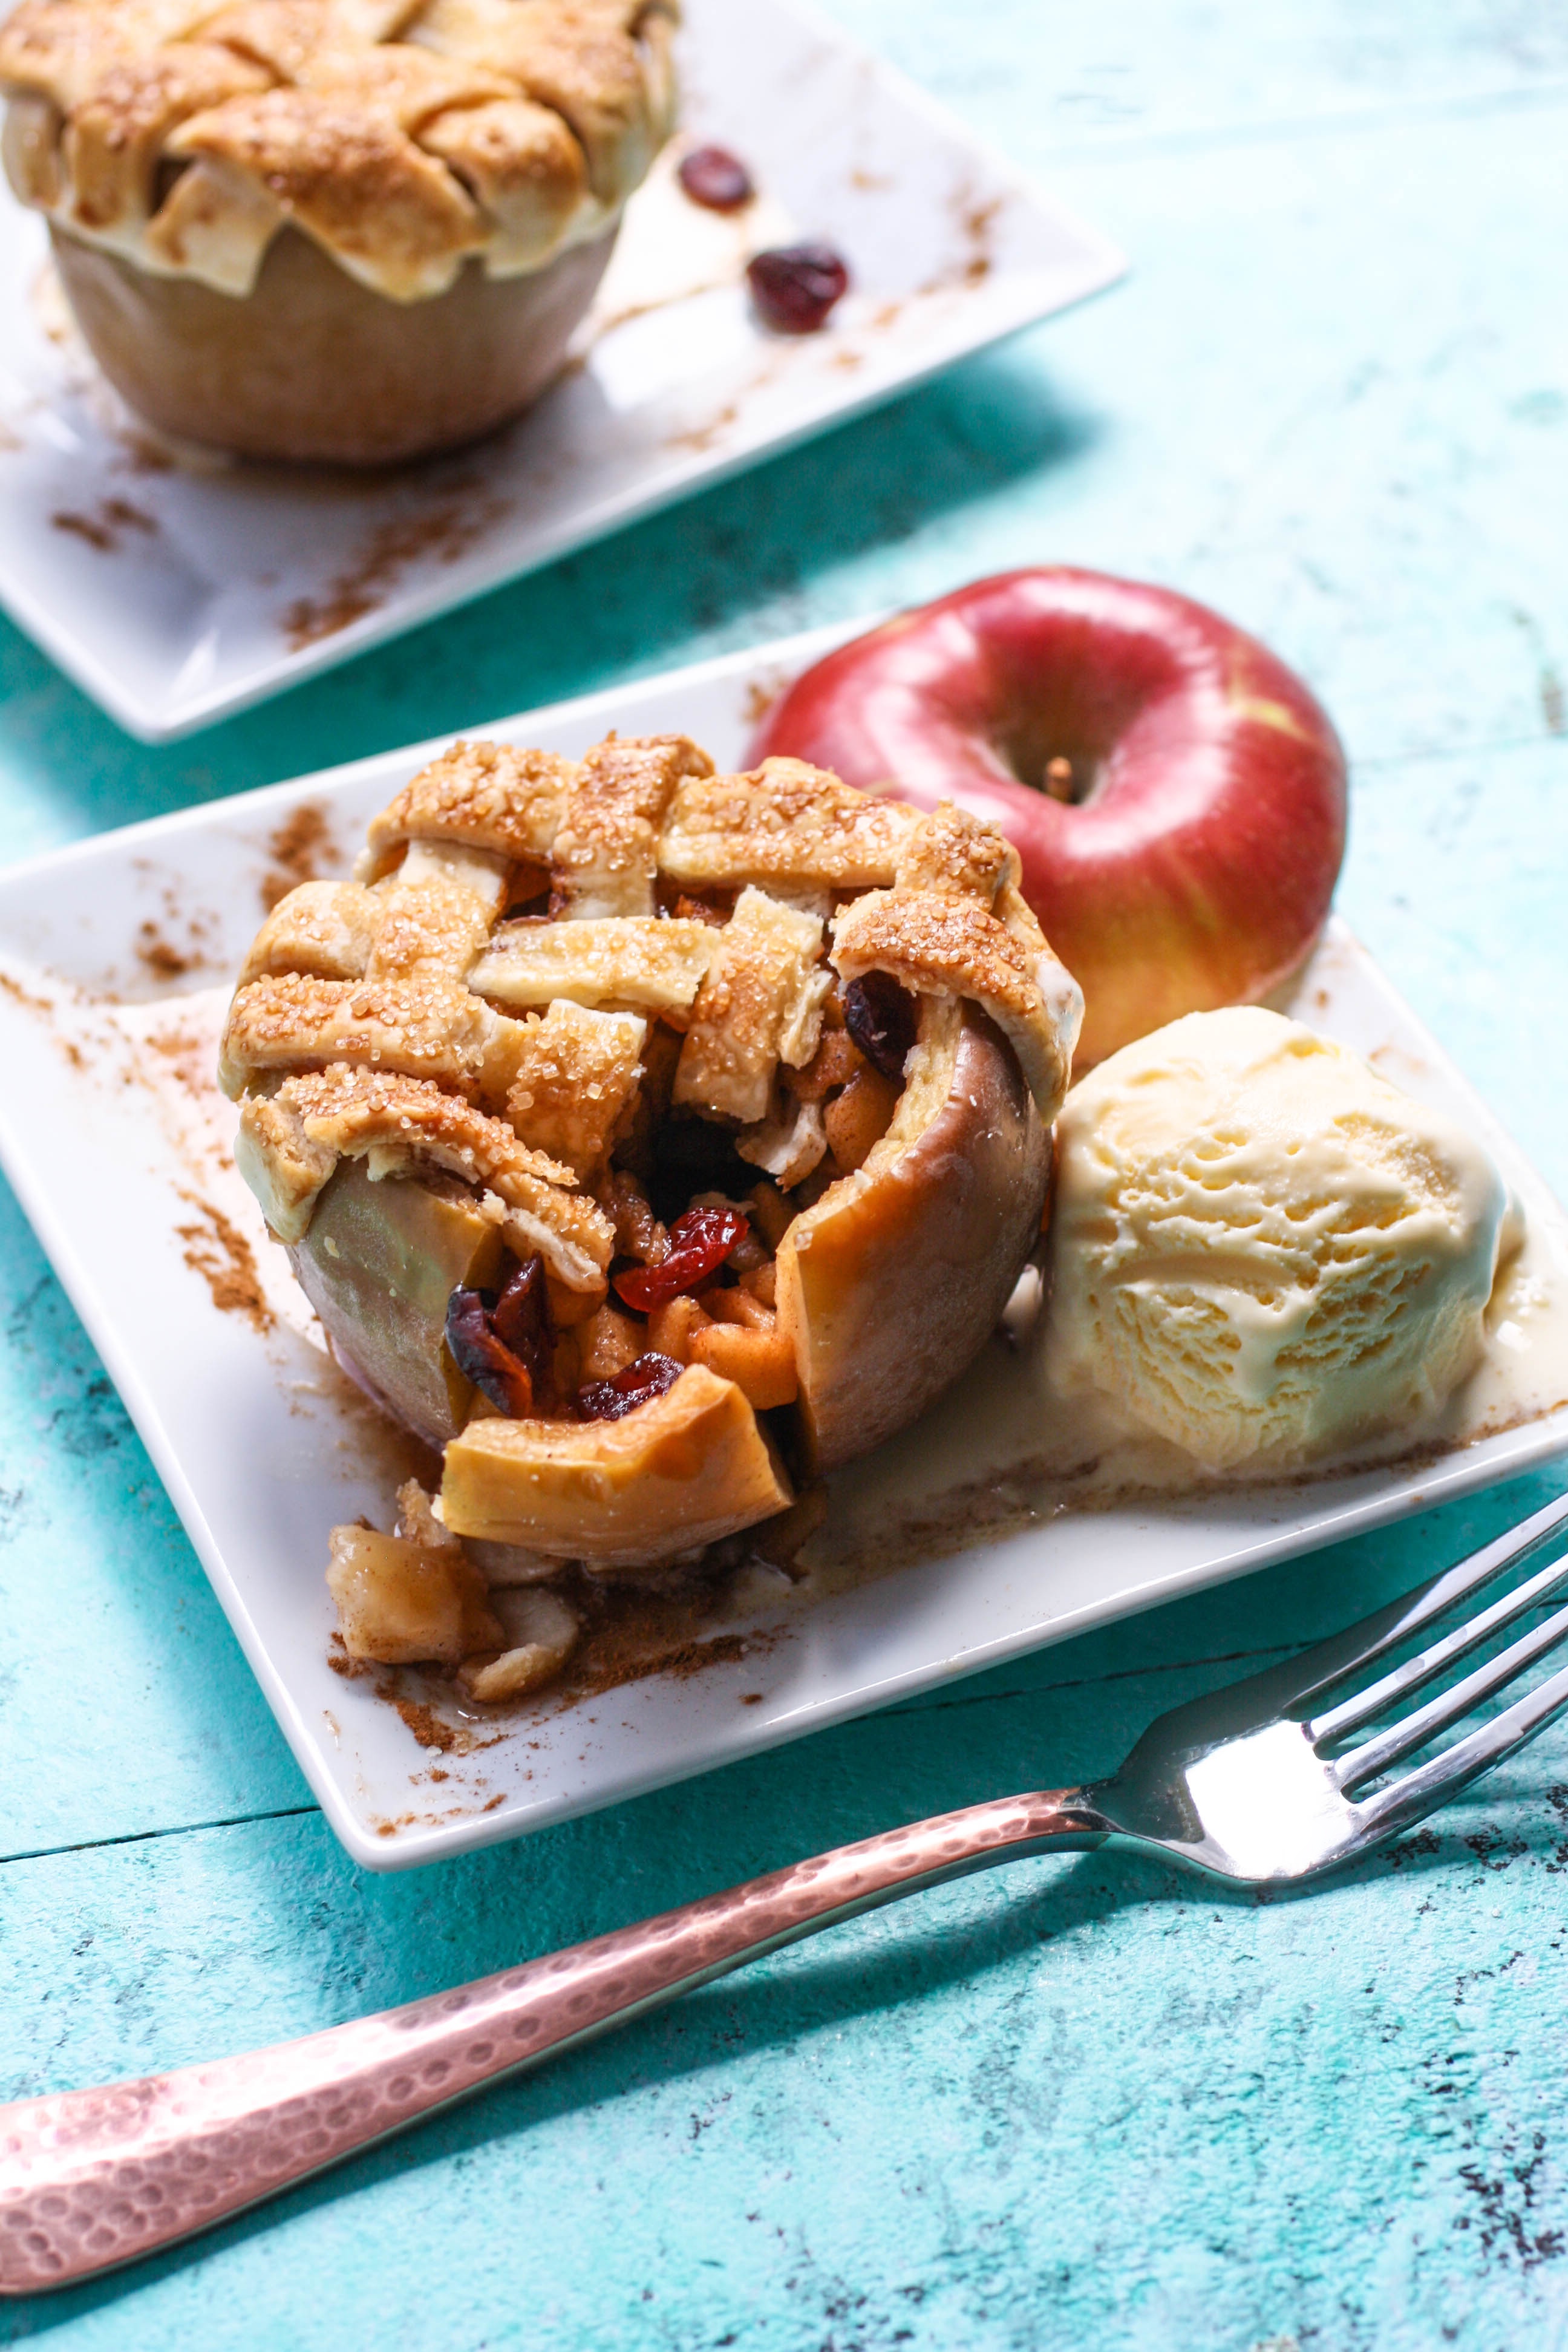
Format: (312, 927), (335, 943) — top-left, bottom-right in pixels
(0, 0), (676, 464)
(751, 569), (1348, 1067)
(221, 734), (1082, 1589)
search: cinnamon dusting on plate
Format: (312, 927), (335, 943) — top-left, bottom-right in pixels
(136, 922), (194, 979)
(563, 1627), (756, 1701)
(958, 194), (1002, 285)
(0, 969), (52, 1017)
(535, 1568), (791, 1708)
(143, 1024), (218, 1103)
(261, 802), (339, 910)
(393, 1698), (460, 1752)
(666, 399), (742, 456)
(742, 675), (786, 729)
(51, 498), (158, 553)
(128, 864), (221, 983)
(282, 491), (512, 649)
(918, 188), (1005, 298)
(356, 1563), (792, 1763)
(175, 1190), (275, 1333)
(372, 1678), (506, 1757)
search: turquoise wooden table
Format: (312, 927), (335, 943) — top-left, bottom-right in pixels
(4, 4), (1567, 2344)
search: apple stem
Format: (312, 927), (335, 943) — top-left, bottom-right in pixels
(1044, 757), (1075, 803)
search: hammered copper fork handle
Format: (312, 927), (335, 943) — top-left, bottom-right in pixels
(0, 1789), (1108, 2294)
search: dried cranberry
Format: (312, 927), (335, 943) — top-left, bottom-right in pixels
(446, 1286), (535, 1418)
(844, 972), (918, 1077)
(747, 243), (850, 335)
(613, 1205), (750, 1312)
(578, 1352), (685, 1422)
(492, 1256), (555, 1411)
(678, 145), (755, 213)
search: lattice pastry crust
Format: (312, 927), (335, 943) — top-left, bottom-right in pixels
(0, 0), (676, 296)
(221, 731), (1085, 1577)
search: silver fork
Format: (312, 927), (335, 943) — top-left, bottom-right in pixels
(5, 1487), (1568, 2298)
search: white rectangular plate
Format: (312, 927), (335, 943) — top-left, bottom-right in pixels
(1, 624), (1565, 1871)
(0, 0), (1123, 742)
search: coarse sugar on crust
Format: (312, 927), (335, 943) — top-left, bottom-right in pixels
(893, 798), (1020, 903)
(549, 732), (713, 920)
(240, 878), (383, 984)
(220, 967), (510, 1099)
(505, 1000), (646, 1177)
(361, 741), (575, 872)
(659, 758), (917, 892)
(65, 43), (271, 234)
(673, 886), (828, 1125)
(360, 876), (497, 984)
(169, 84), (491, 299)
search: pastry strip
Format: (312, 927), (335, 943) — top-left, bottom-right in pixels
(470, 914), (717, 1013)
(832, 888), (1080, 1123)
(659, 758), (915, 892)
(675, 886), (828, 1125)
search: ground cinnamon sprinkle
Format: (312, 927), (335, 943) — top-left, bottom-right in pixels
(393, 1699), (460, 1752)
(281, 492), (509, 651)
(356, 1567), (789, 1759)
(175, 1192), (275, 1333)
(742, 676), (785, 728)
(145, 1025), (219, 1105)
(136, 922), (194, 979)
(0, 970), (51, 1016)
(562, 1630), (754, 1700)
(51, 498), (158, 554)
(959, 194), (1002, 284)
(261, 803), (338, 910)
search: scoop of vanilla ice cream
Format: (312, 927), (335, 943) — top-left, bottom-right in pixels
(1046, 1006), (1513, 1471)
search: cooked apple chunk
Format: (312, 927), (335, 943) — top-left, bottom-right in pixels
(326, 1526), (505, 1664)
(442, 1363), (794, 1569)
(457, 1587), (580, 1701)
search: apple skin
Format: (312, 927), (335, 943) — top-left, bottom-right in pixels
(751, 569), (1348, 1066)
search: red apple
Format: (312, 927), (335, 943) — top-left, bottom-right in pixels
(751, 569), (1348, 1066)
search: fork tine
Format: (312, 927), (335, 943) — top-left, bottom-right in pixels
(1116, 1489), (1568, 1772)
(1285, 1488), (1568, 1715)
(1333, 1592), (1568, 1793)
(1308, 1540), (1568, 1748)
(1356, 1650), (1568, 1846)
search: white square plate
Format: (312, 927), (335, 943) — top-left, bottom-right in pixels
(0, 0), (1124, 742)
(1, 624), (1565, 1872)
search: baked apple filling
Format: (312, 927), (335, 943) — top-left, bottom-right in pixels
(220, 732), (1084, 1690)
